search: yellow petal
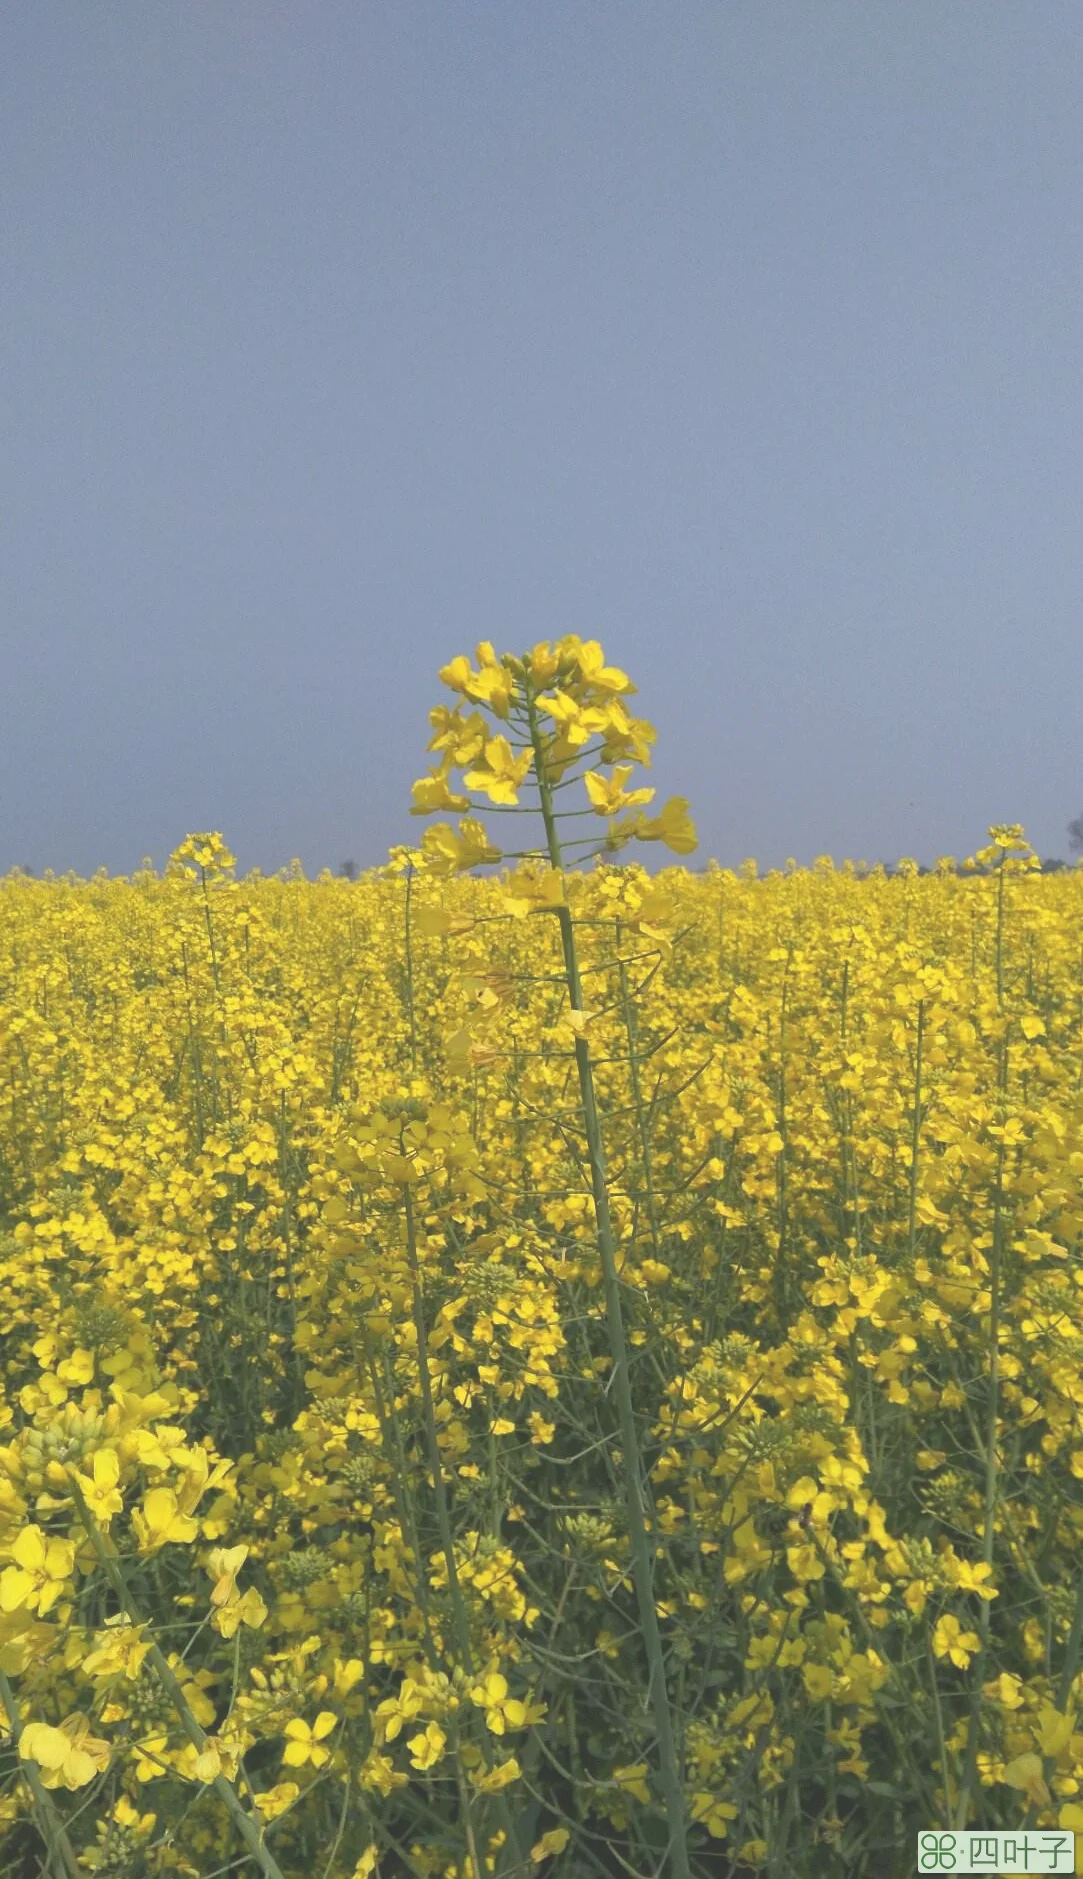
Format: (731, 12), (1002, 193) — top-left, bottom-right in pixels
(0, 1567), (35, 1612)
(142, 1488), (178, 1535)
(93, 1449), (120, 1491)
(1002, 1752), (1050, 1807)
(59, 1746), (100, 1789)
(531, 1828), (571, 1861)
(19, 1723), (70, 1770)
(1038, 1705), (1075, 1758)
(12, 1527), (46, 1572)
(44, 1538), (75, 1580)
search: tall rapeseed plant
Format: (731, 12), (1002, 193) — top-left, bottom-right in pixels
(409, 636), (698, 1879)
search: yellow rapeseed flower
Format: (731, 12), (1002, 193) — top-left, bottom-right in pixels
(281, 1711), (338, 1769)
(0, 1527), (75, 1616)
(19, 1712), (111, 1789)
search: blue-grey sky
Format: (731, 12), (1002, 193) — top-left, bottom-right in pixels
(3, 2), (1082, 876)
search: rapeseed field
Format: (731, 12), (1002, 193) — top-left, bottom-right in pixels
(1, 637), (1081, 1879)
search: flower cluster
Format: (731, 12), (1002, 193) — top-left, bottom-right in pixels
(410, 636), (697, 870)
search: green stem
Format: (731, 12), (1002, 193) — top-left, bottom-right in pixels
(523, 680), (692, 1879)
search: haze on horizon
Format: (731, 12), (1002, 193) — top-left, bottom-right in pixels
(3, 3), (1082, 878)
